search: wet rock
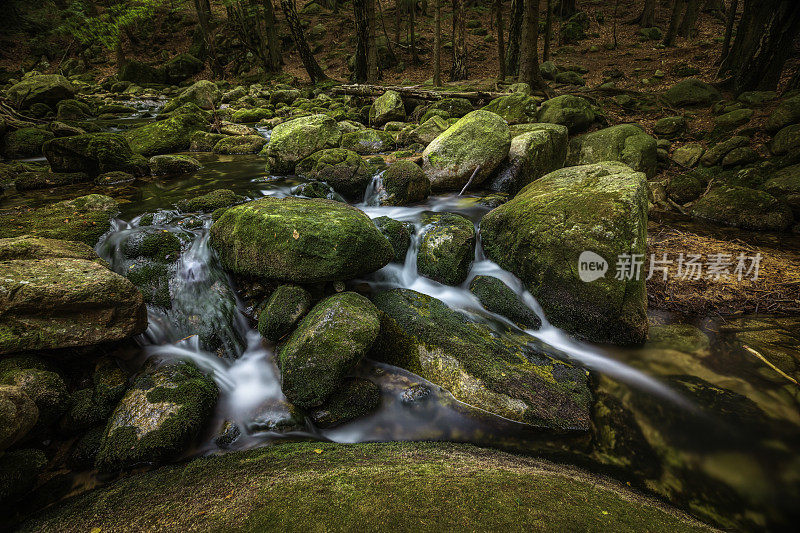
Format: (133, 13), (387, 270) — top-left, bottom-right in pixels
(212, 134), (267, 154)
(662, 79), (722, 107)
(219, 123), (255, 136)
(291, 181), (346, 201)
(43, 132), (147, 177)
(308, 377), (381, 428)
(369, 90), (406, 126)
(148, 154), (201, 175)
(95, 359), (218, 473)
(370, 288), (592, 427)
(0, 194), (119, 245)
(247, 398), (305, 433)
(373, 216), (412, 262)
(6, 74), (75, 108)
(213, 420), (241, 448)
(378, 160), (430, 206)
(94, 170), (134, 186)
(56, 99), (93, 121)
(0, 357), (68, 433)
(161, 80), (221, 113)
(124, 112), (208, 156)
(257, 284), (313, 342)
(489, 124), (568, 193)
(417, 211), (476, 286)
(469, 275), (541, 329)
(340, 128), (395, 155)
(691, 186), (792, 232)
(177, 188), (240, 213)
(3, 127), (54, 158)
(14, 171), (91, 191)
(279, 292), (380, 408)
(537, 95), (595, 133)
(422, 110), (511, 191)
(567, 124), (658, 178)
(209, 197), (393, 282)
(48, 121), (86, 137)
(0, 235), (147, 354)
(295, 148), (375, 200)
(481, 93), (540, 124)
(63, 358), (128, 433)
(0, 385), (38, 451)
(481, 162), (648, 345)
(265, 114), (341, 174)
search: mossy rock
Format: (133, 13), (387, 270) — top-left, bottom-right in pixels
(257, 284), (313, 342)
(68, 425), (105, 469)
(469, 275), (541, 329)
(0, 359), (68, 430)
(307, 377), (381, 428)
(121, 228), (182, 262)
(161, 80), (221, 113)
(771, 124), (800, 156)
(662, 79), (722, 108)
(481, 93), (541, 124)
(713, 108), (753, 130)
(721, 146), (759, 168)
(0, 385), (38, 451)
(422, 110), (511, 191)
(295, 148), (375, 200)
(95, 359), (218, 473)
(340, 128), (395, 155)
(765, 94), (800, 133)
(763, 163), (800, 218)
(14, 171), (91, 191)
(0, 194), (119, 245)
(567, 124), (658, 178)
(370, 289), (592, 427)
(265, 114), (341, 174)
(417, 211), (476, 286)
(481, 162), (649, 345)
(0, 449), (47, 506)
(672, 143), (705, 168)
(209, 197), (393, 282)
(123, 112), (208, 157)
(369, 90), (406, 126)
(378, 160), (430, 206)
(56, 98), (92, 121)
(373, 216), (412, 262)
(6, 74), (75, 108)
(278, 292), (380, 408)
(189, 131), (226, 152)
(148, 154), (201, 175)
(691, 186), (792, 232)
(118, 61), (166, 85)
(162, 53), (203, 85)
(43, 132), (146, 177)
(653, 116), (687, 138)
(231, 108), (273, 123)
(489, 124), (568, 193)
(3, 127), (54, 158)
(212, 134), (268, 154)
(426, 97), (474, 119)
(178, 188), (240, 213)
(667, 173), (704, 204)
(537, 94), (595, 133)
(700, 136), (749, 167)
(397, 116), (449, 146)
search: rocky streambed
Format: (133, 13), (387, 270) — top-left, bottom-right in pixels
(1, 76), (800, 531)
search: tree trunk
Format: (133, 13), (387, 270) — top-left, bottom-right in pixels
(518, 0), (549, 94)
(496, 0), (506, 79)
(354, 0), (369, 83)
(662, 0), (684, 46)
(434, 0), (442, 86)
(678, 0), (701, 38)
(193, 0), (222, 75)
(557, 0), (577, 18)
(718, 0), (738, 64)
(264, 0), (282, 71)
(280, 0), (328, 83)
(630, 0), (656, 27)
(367, 0), (378, 81)
(702, 0), (726, 19)
(410, 2), (420, 64)
(505, 0), (524, 76)
(543, 0), (553, 61)
(395, 0), (401, 44)
(451, 0), (468, 80)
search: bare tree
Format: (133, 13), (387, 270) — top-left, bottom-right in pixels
(518, 0), (550, 95)
(279, 0), (327, 83)
(434, 0), (442, 85)
(662, 0), (684, 46)
(451, 0), (468, 80)
(496, 0), (506, 79)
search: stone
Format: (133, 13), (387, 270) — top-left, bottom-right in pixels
(340, 128), (395, 155)
(417, 212), (476, 286)
(376, 160), (430, 206)
(369, 90), (406, 126)
(177, 189), (240, 213)
(481, 93), (540, 124)
(278, 292), (380, 408)
(662, 78), (722, 107)
(666, 173), (704, 204)
(161, 80), (221, 113)
(700, 136), (749, 167)
(231, 108), (273, 123)
(771, 124), (800, 156)
(295, 148), (375, 200)
(397, 116), (450, 146)
(14, 171), (90, 191)
(373, 216), (412, 262)
(672, 143), (705, 168)
(212, 134), (268, 154)
(714, 108), (753, 130)
(265, 114), (342, 174)
(148, 154), (201, 175)
(480, 162), (649, 345)
(691, 186), (792, 232)
(489, 124), (568, 193)
(721, 146), (759, 168)
(6, 74), (75, 108)
(469, 275), (541, 330)
(43, 132), (146, 177)
(653, 116), (687, 138)
(3, 127), (54, 158)
(0, 385), (38, 451)
(123, 112), (208, 156)
(765, 95), (800, 133)
(257, 284), (313, 342)
(0, 449), (47, 506)
(537, 95), (595, 133)
(162, 53), (203, 84)
(209, 197), (393, 282)
(307, 377), (381, 428)
(567, 124), (658, 178)
(763, 164), (800, 218)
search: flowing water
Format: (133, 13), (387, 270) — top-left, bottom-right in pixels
(3, 104), (800, 530)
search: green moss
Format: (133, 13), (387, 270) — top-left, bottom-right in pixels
(417, 211), (476, 286)
(68, 426), (106, 470)
(177, 188), (240, 213)
(43, 132), (147, 177)
(481, 93), (541, 124)
(265, 114), (341, 174)
(257, 284), (313, 342)
(123, 113), (207, 156)
(212, 135), (268, 155)
(690, 186), (792, 232)
(126, 261), (172, 308)
(3, 127), (54, 158)
(123, 229), (182, 262)
(295, 148), (374, 200)
(373, 216), (412, 262)
(0, 363), (69, 428)
(308, 377), (381, 428)
(340, 128), (396, 155)
(537, 94), (595, 133)
(231, 107), (273, 123)
(148, 154), (201, 175)
(380, 160), (430, 206)
(469, 275), (541, 329)
(369, 90), (406, 126)
(567, 124), (658, 178)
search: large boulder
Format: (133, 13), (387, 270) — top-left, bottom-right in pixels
(340, 128), (395, 155)
(375, 160), (430, 206)
(489, 124), (568, 193)
(278, 292), (380, 408)
(763, 164), (800, 218)
(771, 124), (800, 156)
(295, 148), (375, 200)
(0, 357), (68, 431)
(480, 162), (649, 345)
(95, 360), (218, 473)
(123, 112), (207, 156)
(212, 134), (268, 154)
(566, 124), (658, 178)
(257, 284), (313, 342)
(398, 116), (450, 146)
(162, 80), (221, 112)
(481, 93), (541, 124)
(0, 385), (38, 451)
(469, 275), (541, 330)
(6, 74), (75, 108)
(765, 95), (800, 133)
(0, 194), (119, 245)
(162, 53), (203, 85)
(369, 90), (406, 126)
(421, 110), (511, 191)
(265, 114), (342, 174)
(662, 78), (722, 107)
(691, 186), (792, 232)
(370, 289), (592, 427)
(537, 95), (595, 133)
(0, 236), (147, 354)
(423, 97), (474, 119)
(209, 197), (393, 282)
(43, 132), (147, 177)
(417, 212), (476, 286)
(3, 127), (54, 159)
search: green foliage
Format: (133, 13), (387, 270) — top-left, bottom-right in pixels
(58, 0), (165, 51)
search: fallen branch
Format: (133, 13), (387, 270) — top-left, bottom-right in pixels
(330, 83), (514, 103)
(459, 165), (481, 195)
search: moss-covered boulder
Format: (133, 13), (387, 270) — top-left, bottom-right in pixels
(537, 95), (595, 133)
(189, 131), (226, 152)
(667, 173), (704, 204)
(567, 124), (658, 178)
(14, 171), (90, 191)
(162, 53), (203, 85)
(177, 188), (240, 213)
(765, 95), (800, 133)
(662, 79), (722, 107)
(95, 360), (218, 473)
(469, 275), (541, 329)
(653, 116), (687, 138)
(62, 358), (128, 433)
(212, 134), (268, 154)
(397, 116), (450, 146)
(421, 110), (511, 191)
(3, 127), (54, 158)
(481, 162), (649, 345)
(714, 108), (753, 130)
(231, 107), (273, 123)
(0, 385), (38, 451)
(0, 358), (68, 431)
(148, 154), (201, 175)
(369, 90), (406, 126)
(424, 97), (474, 119)
(417, 211), (475, 286)
(209, 197), (393, 282)
(307, 377), (381, 428)
(123, 112), (208, 156)
(118, 61), (166, 85)
(265, 114), (341, 174)
(295, 148), (374, 200)
(771, 124), (800, 156)
(489, 124), (568, 193)
(672, 143), (704, 168)
(377, 160), (430, 206)
(371, 289), (591, 426)
(43, 132), (146, 177)
(481, 93), (541, 124)
(56, 99), (93, 121)
(0, 194), (119, 245)
(690, 186), (793, 232)
(6, 74), (75, 108)
(162, 80), (221, 113)
(340, 128), (395, 155)
(278, 292), (380, 408)
(0, 235), (147, 354)
(763, 164), (800, 218)
(700, 136), (749, 167)
(257, 284), (313, 342)
(0, 448), (47, 506)
(373, 216), (412, 262)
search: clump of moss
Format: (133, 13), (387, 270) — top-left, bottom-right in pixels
(373, 216), (412, 262)
(177, 189), (241, 213)
(257, 284), (313, 342)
